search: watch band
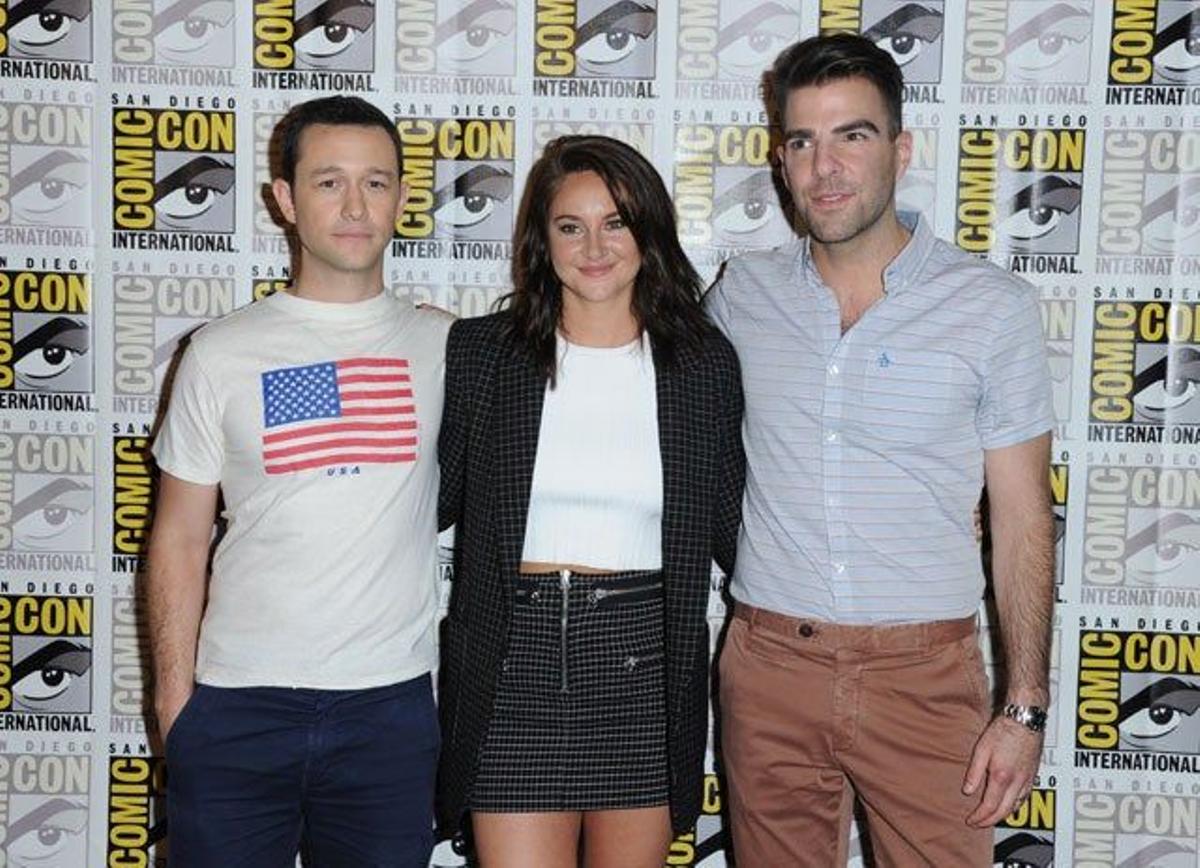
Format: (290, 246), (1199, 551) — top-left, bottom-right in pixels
(1003, 703), (1048, 733)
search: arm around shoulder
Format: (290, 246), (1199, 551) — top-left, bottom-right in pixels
(712, 334), (746, 576)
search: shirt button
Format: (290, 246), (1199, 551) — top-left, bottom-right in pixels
(828, 363), (839, 376)
(834, 563), (846, 574)
(826, 431), (838, 443)
(798, 623), (815, 638)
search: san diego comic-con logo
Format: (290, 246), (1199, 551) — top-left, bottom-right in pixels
(0, 263), (93, 413)
(392, 279), (506, 320)
(531, 104), (654, 160)
(112, 266), (235, 417)
(819, 0), (945, 99)
(0, 751), (90, 868)
(0, 432), (94, 573)
(111, 0), (236, 87)
(111, 432), (151, 576)
(394, 114), (515, 261)
(896, 120), (938, 225)
(252, 268), (291, 301)
(673, 118), (793, 265)
(955, 119), (1086, 275)
(1082, 462), (1200, 606)
(666, 773), (726, 866)
(1051, 461), (1069, 595)
(111, 99), (237, 254)
(110, 590), (153, 735)
(0, 94), (92, 249)
(1107, 0), (1200, 106)
(0, 0), (93, 80)
(674, 0), (800, 101)
(394, 0), (517, 95)
(108, 755), (168, 867)
(533, 0), (660, 98)
(1073, 786), (1199, 866)
(961, 0), (1092, 105)
(1097, 125), (1200, 276)
(994, 787), (1056, 868)
(0, 593), (93, 731)
(1088, 300), (1200, 444)
(1075, 627), (1200, 769)
(253, 0), (376, 90)
(252, 101), (291, 257)
(1041, 298), (1076, 430)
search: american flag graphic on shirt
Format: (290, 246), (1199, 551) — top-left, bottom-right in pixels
(260, 358), (417, 475)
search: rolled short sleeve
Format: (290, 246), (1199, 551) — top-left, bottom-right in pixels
(977, 286), (1054, 450)
(152, 342), (224, 485)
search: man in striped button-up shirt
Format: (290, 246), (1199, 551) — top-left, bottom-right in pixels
(708, 34), (1055, 867)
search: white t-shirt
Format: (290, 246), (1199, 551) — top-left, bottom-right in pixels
(520, 334), (662, 569)
(152, 290), (450, 689)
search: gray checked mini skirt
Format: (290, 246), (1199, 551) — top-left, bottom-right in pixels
(470, 569), (669, 812)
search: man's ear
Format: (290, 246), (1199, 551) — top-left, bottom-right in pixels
(893, 129), (914, 183)
(272, 177), (297, 225)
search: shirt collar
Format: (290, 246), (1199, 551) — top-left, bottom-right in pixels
(796, 209), (936, 296)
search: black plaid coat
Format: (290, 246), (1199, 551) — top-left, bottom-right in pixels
(435, 311), (745, 837)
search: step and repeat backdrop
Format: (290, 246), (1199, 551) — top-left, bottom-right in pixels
(1, 0), (1198, 865)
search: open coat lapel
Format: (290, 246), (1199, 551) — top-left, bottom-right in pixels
(492, 346), (547, 578)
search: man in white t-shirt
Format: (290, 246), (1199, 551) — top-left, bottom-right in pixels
(148, 96), (450, 867)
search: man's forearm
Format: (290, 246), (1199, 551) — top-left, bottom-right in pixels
(991, 500), (1055, 706)
(147, 534), (209, 715)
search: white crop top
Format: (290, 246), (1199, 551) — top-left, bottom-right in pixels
(520, 333), (663, 569)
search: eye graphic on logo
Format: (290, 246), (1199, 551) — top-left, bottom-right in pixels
(1118, 676), (1200, 750)
(433, 164), (513, 229)
(154, 156), (235, 228)
(992, 831), (1054, 868)
(1154, 9), (1200, 82)
(12, 478), (93, 550)
(11, 639), (92, 710)
(862, 3), (943, 68)
(6, 0), (90, 55)
(1115, 840), (1196, 868)
(13, 317), (89, 389)
(1142, 175), (1200, 255)
(4, 798), (89, 866)
(1005, 2), (1090, 80)
(716, 3), (795, 80)
(436, 0), (515, 65)
(998, 176), (1082, 243)
(11, 150), (88, 226)
(575, 1), (656, 72)
(1124, 512), (1200, 586)
(154, 0), (235, 62)
(1132, 346), (1200, 421)
(713, 171), (783, 238)
(294, 0), (375, 63)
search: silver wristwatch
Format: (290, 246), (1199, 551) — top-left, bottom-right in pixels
(1002, 703), (1048, 733)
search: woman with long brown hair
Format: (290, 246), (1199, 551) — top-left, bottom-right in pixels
(435, 135), (745, 867)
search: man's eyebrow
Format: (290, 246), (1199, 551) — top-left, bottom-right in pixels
(308, 165), (397, 176)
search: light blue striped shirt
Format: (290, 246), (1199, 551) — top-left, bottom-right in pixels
(706, 213), (1053, 624)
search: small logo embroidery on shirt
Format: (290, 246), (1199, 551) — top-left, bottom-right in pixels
(877, 351), (892, 369)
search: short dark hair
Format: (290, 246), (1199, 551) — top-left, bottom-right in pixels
(771, 33), (904, 138)
(275, 96), (404, 184)
(506, 135), (711, 383)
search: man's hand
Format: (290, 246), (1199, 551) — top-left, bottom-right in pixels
(962, 715), (1044, 827)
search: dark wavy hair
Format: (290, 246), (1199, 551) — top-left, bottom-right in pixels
(506, 135), (710, 383)
(771, 33), (904, 138)
(275, 95), (404, 183)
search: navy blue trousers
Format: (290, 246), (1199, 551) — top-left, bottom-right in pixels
(166, 674), (438, 867)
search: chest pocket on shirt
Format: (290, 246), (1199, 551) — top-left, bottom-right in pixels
(848, 348), (977, 446)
